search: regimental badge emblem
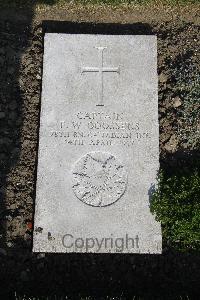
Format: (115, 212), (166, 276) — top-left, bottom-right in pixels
(72, 151), (128, 207)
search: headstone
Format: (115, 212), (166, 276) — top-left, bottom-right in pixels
(33, 34), (162, 253)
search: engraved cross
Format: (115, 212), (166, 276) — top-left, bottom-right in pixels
(81, 47), (120, 106)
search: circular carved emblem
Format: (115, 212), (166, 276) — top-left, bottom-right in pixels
(72, 151), (128, 207)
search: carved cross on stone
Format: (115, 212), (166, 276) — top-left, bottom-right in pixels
(81, 47), (120, 106)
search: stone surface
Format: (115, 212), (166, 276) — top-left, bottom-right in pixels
(173, 96), (182, 108)
(72, 151), (128, 207)
(33, 34), (162, 254)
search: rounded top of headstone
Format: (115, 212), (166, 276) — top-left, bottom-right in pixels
(72, 151), (128, 207)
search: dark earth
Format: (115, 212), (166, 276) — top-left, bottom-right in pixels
(0, 3), (199, 299)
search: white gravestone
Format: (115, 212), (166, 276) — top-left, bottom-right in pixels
(33, 34), (162, 253)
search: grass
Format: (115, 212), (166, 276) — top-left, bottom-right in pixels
(0, 0), (199, 9)
(37, 0), (200, 5)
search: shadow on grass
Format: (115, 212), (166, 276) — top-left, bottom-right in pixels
(0, 0), (57, 7)
(37, 0), (58, 4)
